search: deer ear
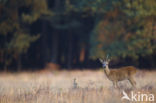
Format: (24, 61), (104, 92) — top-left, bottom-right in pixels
(99, 58), (104, 63)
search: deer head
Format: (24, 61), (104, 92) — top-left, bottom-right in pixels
(99, 55), (110, 68)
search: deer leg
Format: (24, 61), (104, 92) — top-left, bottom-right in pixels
(128, 77), (136, 88)
(113, 81), (116, 88)
(113, 81), (119, 88)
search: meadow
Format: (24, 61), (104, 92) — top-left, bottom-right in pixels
(0, 69), (155, 103)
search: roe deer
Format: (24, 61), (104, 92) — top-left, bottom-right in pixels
(99, 57), (137, 88)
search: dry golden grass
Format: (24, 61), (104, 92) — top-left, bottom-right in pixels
(0, 69), (155, 103)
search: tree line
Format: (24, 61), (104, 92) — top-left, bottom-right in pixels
(0, 0), (156, 71)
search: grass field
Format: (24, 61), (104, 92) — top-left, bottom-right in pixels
(0, 69), (155, 103)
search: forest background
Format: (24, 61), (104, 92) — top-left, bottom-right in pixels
(0, 0), (156, 71)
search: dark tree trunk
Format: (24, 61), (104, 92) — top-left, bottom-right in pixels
(51, 31), (59, 63)
(150, 17), (155, 67)
(50, 0), (60, 64)
(4, 52), (8, 72)
(17, 54), (22, 72)
(4, 35), (8, 72)
(41, 20), (50, 67)
(84, 36), (90, 68)
(67, 32), (73, 68)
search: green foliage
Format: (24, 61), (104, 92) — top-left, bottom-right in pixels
(68, 0), (121, 15)
(0, 0), (8, 4)
(123, 0), (156, 17)
(89, 0), (156, 61)
(22, 0), (53, 23)
(8, 32), (40, 54)
(0, 20), (19, 35)
(0, 0), (51, 69)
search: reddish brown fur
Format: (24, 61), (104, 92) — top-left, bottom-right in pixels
(104, 66), (137, 82)
(99, 58), (137, 88)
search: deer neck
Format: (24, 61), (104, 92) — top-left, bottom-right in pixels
(104, 65), (110, 75)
